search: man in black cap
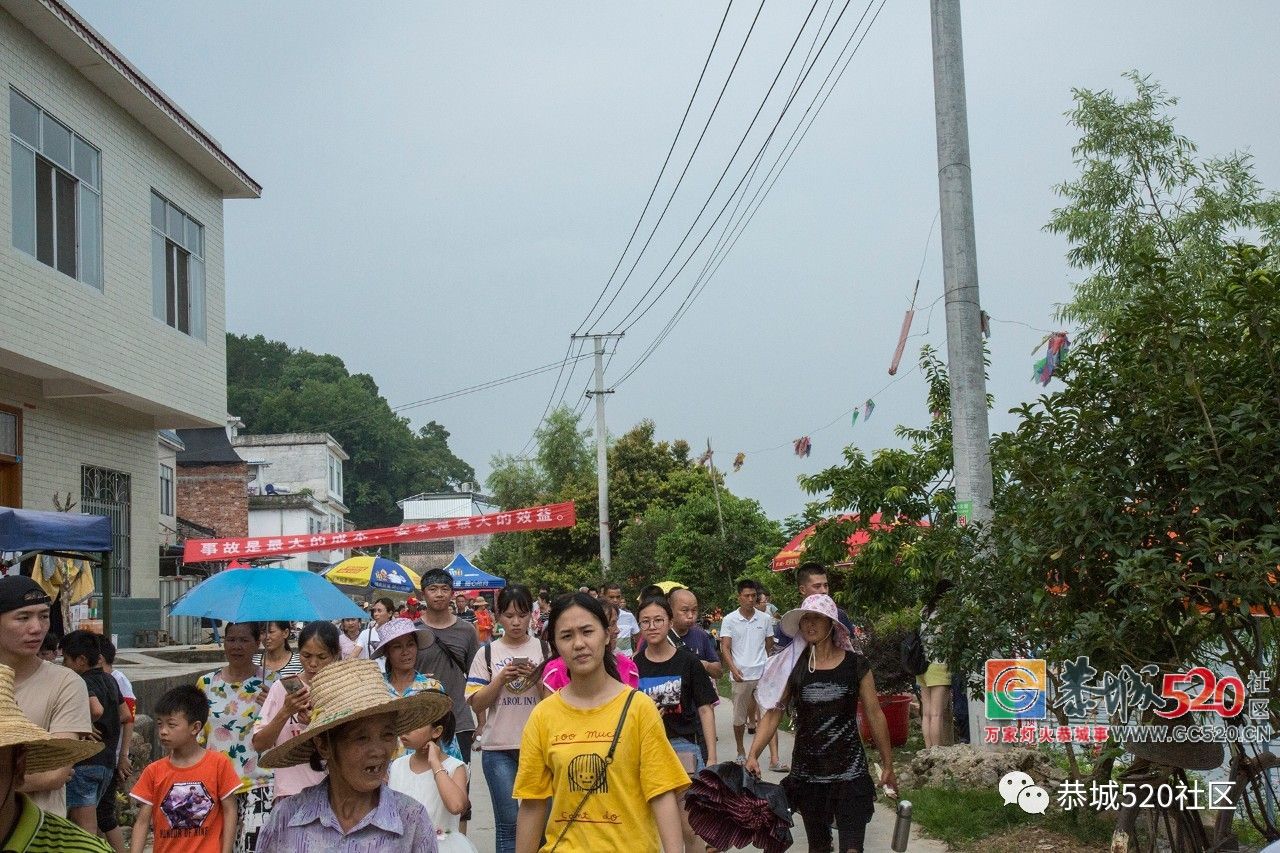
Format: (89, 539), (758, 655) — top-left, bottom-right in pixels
(0, 576), (91, 818)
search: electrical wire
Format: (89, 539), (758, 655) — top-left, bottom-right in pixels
(573, 0), (741, 336)
(604, 0), (832, 335)
(318, 354), (592, 433)
(584, 0), (771, 333)
(613, 0), (885, 386)
(523, 1), (738, 457)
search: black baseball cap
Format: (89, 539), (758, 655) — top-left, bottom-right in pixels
(0, 576), (52, 614)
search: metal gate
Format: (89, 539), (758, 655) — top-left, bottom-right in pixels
(81, 466), (131, 598)
(159, 575), (201, 645)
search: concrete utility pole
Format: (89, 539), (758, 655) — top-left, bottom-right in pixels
(574, 333), (623, 578)
(930, 0), (993, 526)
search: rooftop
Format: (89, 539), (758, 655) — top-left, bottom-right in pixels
(0, 0), (260, 198)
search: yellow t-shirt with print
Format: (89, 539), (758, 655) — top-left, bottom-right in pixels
(513, 687), (690, 853)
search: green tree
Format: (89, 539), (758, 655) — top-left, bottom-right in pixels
(799, 347), (977, 618)
(935, 80), (1280, 724)
(479, 412), (778, 606)
(1047, 72), (1280, 329)
(225, 333), (475, 529)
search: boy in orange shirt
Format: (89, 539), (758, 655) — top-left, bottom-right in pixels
(131, 685), (239, 853)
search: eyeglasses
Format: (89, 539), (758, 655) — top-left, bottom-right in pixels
(639, 618), (668, 629)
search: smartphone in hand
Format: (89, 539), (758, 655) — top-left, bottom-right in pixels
(281, 675), (304, 694)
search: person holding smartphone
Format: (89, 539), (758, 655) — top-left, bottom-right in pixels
(465, 584), (546, 853)
(250, 622), (341, 802)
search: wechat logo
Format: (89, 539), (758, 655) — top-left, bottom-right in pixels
(999, 771), (1049, 815)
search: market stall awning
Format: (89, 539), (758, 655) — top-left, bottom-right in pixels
(0, 508), (111, 554)
(443, 553), (506, 590)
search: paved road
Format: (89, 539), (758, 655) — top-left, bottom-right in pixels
(463, 693), (949, 852)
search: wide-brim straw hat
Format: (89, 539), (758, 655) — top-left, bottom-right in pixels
(370, 617), (434, 659)
(0, 664), (103, 772)
(778, 594), (854, 652)
(259, 658), (451, 769)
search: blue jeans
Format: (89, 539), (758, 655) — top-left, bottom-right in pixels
(67, 764), (112, 808)
(669, 737), (706, 774)
(482, 748), (520, 853)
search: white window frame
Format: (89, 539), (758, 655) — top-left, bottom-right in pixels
(150, 190), (205, 339)
(328, 454), (343, 501)
(159, 463), (174, 516)
(9, 88), (102, 289)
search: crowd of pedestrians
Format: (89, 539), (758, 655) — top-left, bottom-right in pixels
(0, 559), (901, 853)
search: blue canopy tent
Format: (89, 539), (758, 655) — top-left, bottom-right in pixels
(0, 508), (111, 554)
(0, 508), (113, 634)
(443, 553), (506, 590)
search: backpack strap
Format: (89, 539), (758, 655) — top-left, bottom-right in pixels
(484, 641), (492, 679)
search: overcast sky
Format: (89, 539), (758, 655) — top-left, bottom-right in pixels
(74, 1), (1280, 520)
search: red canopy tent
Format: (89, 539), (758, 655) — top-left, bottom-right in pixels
(771, 513), (928, 572)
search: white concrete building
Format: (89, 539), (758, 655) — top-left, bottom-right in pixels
(397, 490), (497, 571)
(233, 432), (349, 571)
(0, 0), (259, 642)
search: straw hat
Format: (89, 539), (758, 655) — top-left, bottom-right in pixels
(777, 594), (854, 652)
(0, 664), (103, 772)
(370, 617), (434, 659)
(259, 658), (450, 769)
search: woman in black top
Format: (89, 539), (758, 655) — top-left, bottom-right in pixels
(635, 596), (719, 765)
(635, 595), (719, 853)
(747, 594), (896, 853)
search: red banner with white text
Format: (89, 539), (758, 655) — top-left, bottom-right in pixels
(182, 501), (576, 564)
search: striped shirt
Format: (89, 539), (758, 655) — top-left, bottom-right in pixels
(252, 651), (303, 678)
(1, 794), (112, 852)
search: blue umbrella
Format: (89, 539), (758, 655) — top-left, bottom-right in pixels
(169, 567), (365, 622)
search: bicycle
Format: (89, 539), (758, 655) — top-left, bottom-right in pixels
(1110, 723), (1279, 852)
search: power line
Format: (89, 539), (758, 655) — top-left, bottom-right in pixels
(584, 0), (770, 333)
(318, 354), (592, 433)
(613, 0), (886, 386)
(604, 0), (831, 335)
(574, 0), (738, 336)
(524, 1), (738, 458)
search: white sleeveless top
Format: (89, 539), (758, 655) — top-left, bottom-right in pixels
(388, 754), (477, 853)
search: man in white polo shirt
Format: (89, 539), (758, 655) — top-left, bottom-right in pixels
(719, 578), (783, 769)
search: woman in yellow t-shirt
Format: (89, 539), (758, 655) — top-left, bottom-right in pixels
(513, 592), (688, 853)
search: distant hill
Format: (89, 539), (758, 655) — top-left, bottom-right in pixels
(226, 333), (474, 529)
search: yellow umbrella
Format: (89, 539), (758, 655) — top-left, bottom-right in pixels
(654, 580), (687, 594)
(324, 555), (421, 594)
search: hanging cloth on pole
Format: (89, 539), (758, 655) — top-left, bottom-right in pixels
(889, 280), (921, 375)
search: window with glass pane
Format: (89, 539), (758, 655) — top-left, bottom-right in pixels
(150, 191), (205, 339)
(159, 464), (174, 516)
(8, 89), (101, 288)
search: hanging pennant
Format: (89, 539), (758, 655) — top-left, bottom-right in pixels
(732, 452), (745, 472)
(850, 410), (859, 427)
(1032, 332), (1070, 386)
(793, 437), (812, 458)
(863, 399), (876, 421)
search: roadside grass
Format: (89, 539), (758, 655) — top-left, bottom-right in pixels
(905, 785), (1114, 847)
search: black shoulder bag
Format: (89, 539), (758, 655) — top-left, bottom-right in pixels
(549, 689), (638, 852)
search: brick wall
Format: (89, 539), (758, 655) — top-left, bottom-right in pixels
(177, 463), (248, 538)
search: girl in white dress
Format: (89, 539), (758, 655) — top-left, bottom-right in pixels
(389, 710), (477, 853)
